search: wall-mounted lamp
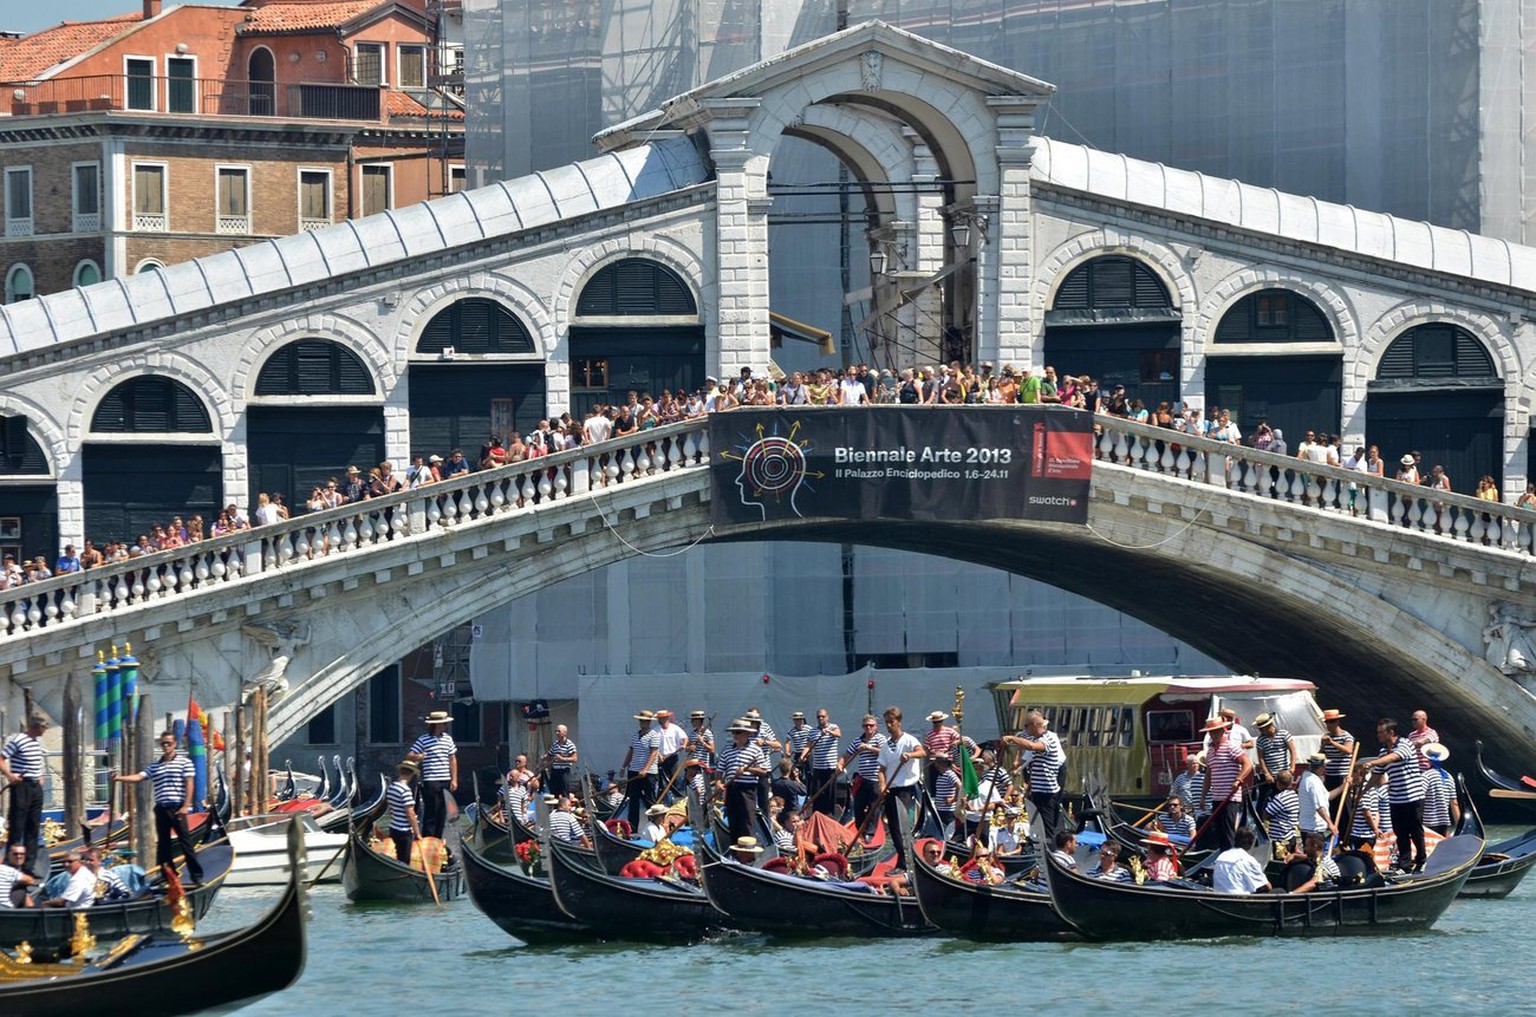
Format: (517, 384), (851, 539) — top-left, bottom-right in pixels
(950, 209), (989, 250)
(868, 247), (887, 277)
(175, 42), (189, 54)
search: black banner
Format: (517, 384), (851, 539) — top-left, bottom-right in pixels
(708, 407), (1093, 525)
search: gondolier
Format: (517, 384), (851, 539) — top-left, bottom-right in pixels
(714, 719), (769, 847)
(805, 709), (841, 816)
(685, 710), (715, 799)
(746, 708), (781, 818)
(621, 710), (661, 832)
(877, 706), (925, 872)
(113, 730), (205, 884)
(653, 710), (688, 803)
(1320, 709), (1355, 792)
(784, 712), (815, 764)
(1365, 716), (1427, 872)
(545, 725), (578, 797)
(386, 760), (422, 865)
(407, 711), (457, 841)
(1200, 716), (1253, 852)
(0, 713), (47, 876)
(837, 715), (887, 830)
(1003, 709), (1067, 842)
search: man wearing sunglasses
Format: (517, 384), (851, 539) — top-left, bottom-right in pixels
(113, 731), (205, 884)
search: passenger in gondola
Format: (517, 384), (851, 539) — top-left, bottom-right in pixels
(1200, 716), (1253, 852)
(384, 761), (423, 865)
(1420, 743), (1460, 836)
(991, 804), (1027, 856)
(643, 803), (670, 843)
(1212, 827), (1272, 894)
(1140, 831), (1178, 882)
(770, 757), (805, 813)
(772, 807), (803, 854)
(1169, 753), (1205, 812)
(84, 849), (130, 903)
(0, 844), (36, 907)
(930, 754), (959, 834)
(1048, 830), (1078, 871)
(1090, 840), (1135, 882)
(1263, 771), (1300, 855)
(549, 794), (592, 847)
(506, 754), (537, 792)
(598, 778), (624, 812)
(715, 719), (770, 848)
(1155, 796), (1196, 840)
(502, 775), (531, 826)
(919, 838), (955, 876)
(44, 852), (96, 908)
(1347, 769), (1387, 851)
(1286, 832), (1341, 893)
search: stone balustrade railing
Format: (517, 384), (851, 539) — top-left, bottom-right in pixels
(0, 420), (714, 641)
(1093, 413), (1536, 555)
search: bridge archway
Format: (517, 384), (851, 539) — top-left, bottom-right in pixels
(567, 257), (703, 415)
(1204, 289), (1342, 444)
(0, 412), (56, 566)
(1044, 255), (1179, 409)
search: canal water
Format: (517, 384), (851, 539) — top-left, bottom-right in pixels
(201, 826), (1531, 1016)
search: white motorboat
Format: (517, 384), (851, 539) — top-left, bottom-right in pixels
(225, 812), (349, 886)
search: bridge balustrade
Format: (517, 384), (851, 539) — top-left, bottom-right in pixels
(0, 422), (712, 641)
(1094, 415), (1536, 553)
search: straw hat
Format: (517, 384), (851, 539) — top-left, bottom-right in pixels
(397, 760), (420, 775)
(1321, 709), (1346, 722)
(1422, 743), (1450, 762)
(424, 710), (451, 726)
(727, 719), (755, 734)
(925, 711), (948, 723)
(633, 710), (656, 722)
(1253, 712), (1276, 729)
(730, 837), (765, 854)
(1141, 830), (1174, 850)
(1199, 716), (1231, 734)
(1400, 454), (1415, 466)
(689, 710), (707, 720)
(1305, 753), (1328, 768)
(646, 803), (669, 817)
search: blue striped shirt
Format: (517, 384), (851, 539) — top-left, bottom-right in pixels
(1380, 738), (1425, 804)
(785, 723), (815, 758)
(1423, 769), (1453, 827)
(0, 865), (23, 908)
(1323, 729), (1355, 778)
(687, 727), (714, 766)
(754, 721), (779, 753)
(1265, 788), (1299, 842)
(807, 725), (841, 769)
(1170, 771), (1204, 811)
(549, 810), (586, 844)
(1157, 812), (1196, 838)
(386, 779), (416, 833)
(1, 732), (43, 780)
(140, 754), (194, 806)
(547, 737), (577, 771)
(1351, 785), (1384, 839)
(1026, 730), (1065, 794)
(933, 769), (959, 810)
(1257, 730), (1293, 779)
(627, 729), (660, 775)
(408, 732), (456, 783)
(717, 743), (768, 784)
(1089, 864), (1135, 883)
(843, 734), (887, 780)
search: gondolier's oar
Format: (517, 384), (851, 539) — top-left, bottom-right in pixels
(420, 837), (444, 908)
(1177, 801), (1229, 865)
(1325, 740), (1363, 854)
(1490, 787), (1536, 800)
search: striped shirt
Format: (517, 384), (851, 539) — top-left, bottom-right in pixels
(753, 721), (780, 754)
(843, 734), (887, 781)
(1422, 769), (1454, 828)
(717, 742), (768, 784)
(1090, 864), (1135, 883)
(1379, 738), (1425, 804)
(1025, 730), (1066, 795)
(92, 867), (130, 902)
(547, 737), (577, 771)
(1157, 812), (1196, 838)
(1323, 729), (1356, 779)
(923, 726), (962, 761)
(1265, 789), (1300, 842)
(687, 727), (715, 767)
(408, 732), (456, 782)
(784, 724), (815, 759)
(1256, 730), (1293, 779)
(933, 769), (959, 809)
(626, 729), (661, 775)
(503, 783), (529, 823)
(1313, 855), (1341, 882)
(1169, 771), (1203, 810)
(1, 732), (43, 780)
(1206, 741), (1247, 804)
(981, 765), (1013, 795)
(549, 810), (586, 844)
(0, 865), (22, 908)
(1351, 785), (1384, 839)
(386, 779), (416, 833)
(140, 754), (194, 806)
(807, 725), (841, 769)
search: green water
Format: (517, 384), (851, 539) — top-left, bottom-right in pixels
(199, 825), (1533, 1016)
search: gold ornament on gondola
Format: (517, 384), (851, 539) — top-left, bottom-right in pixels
(171, 895), (196, 938)
(1128, 854), (1148, 885)
(69, 913), (96, 956)
(12, 942), (31, 965)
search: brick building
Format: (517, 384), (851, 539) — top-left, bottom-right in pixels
(0, 0), (464, 301)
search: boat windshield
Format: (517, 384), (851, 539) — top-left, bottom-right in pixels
(1218, 691), (1324, 738)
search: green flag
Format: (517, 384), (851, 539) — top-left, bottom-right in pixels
(960, 742), (980, 798)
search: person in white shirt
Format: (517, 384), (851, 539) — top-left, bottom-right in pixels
(1212, 827), (1272, 894)
(0, 845), (36, 907)
(1297, 753), (1337, 838)
(1048, 830), (1079, 871)
(642, 803), (670, 843)
(47, 853), (98, 909)
(876, 706), (925, 871)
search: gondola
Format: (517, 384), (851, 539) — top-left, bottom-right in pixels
(0, 818), (308, 1017)
(318, 771), (386, 835)
(0, 838), (234, 950)
(1453, 772), (1536, 899)
(1042, 832), (1484, 940)
(461, 835), (589, 944)
(340, 826), (465, 904)
(910, 846), (1078, 941)
(544, 832), (725, 941)
(1475, 739), (1536, 810)
(590, 813), (650, 874)
(693, 826), (934, 937)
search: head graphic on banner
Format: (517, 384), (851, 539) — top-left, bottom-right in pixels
(720, 419), (822, 520)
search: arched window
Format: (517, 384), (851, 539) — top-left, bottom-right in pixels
(1214, 289), (1332, 343)
(134, 259), (164, 275)
(73, 260), (101, 288)
(576, 258), (697, 316)
(255, 339), (375, 395)
(4, 264), (33, 303)
(91, 376), (212, 433)
(416, 299), (535, 355)
(0, 417), (48, 474)
(1050, 256), (1171, 311)
(1377, 323), (1497, 381)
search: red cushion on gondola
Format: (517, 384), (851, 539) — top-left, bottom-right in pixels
(763, 857), (791, 874)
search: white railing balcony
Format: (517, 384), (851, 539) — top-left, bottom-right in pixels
(5, 218), (32, 237)
(216, 215), (250, 235)
(299, 218), (330, 232)
(133, 212), (167, 232)
(73, 212), (100, 233)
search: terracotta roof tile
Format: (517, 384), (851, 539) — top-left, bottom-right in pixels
(0, 14), (142, 82)
(237, 1), (389, 34)
(384, 89), (464, 121)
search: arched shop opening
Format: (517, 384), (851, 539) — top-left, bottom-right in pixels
(408, 298), (546, 458)
(84, 376), (221, 542)
(1204, 288), (1341, 443)
(568, 258), (702, 416)
(1045, 256), (1180, 409)
(248, 339), (383, 510)
(0, 417), (55, 564)
(1366, 323), (1502, 489)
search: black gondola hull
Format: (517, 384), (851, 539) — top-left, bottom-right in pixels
(910, 855), (1077, 941)
(461, 837), (589, 943)
(341, 832), (465, 904)
(546, 836), (723, 942)
(591, 819), (648, 875)
(1461, 829), (1536, 899)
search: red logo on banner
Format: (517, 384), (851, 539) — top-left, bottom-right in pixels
(1042, 429), (1094, 479)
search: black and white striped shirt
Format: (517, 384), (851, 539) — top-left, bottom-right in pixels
(687, 727), (714, 767)
(981, 765), (1014, 795)
(1422, 769), (1453, 827)
(717, 743), (768, 784)
(934, 769), (959, 810)
(0, 865), (23, 908)
(1351, 785), (1384, 839)
(547, 737), (577, 771)
(1090, 864), (1135, 883)
(1264, 788), (1300, 842)
(549, 810), (586, 844)
(785, 724), (814, 759)
(1, 732), (42, 780)
(408, 732), (456, 782)
(1323, 730), (1355, 779)
(1157, 812), (1196, 838)
(627, 729), (661, 775)
(1380, 738), (1425, 804)
(1257, 729), (1293, 778)
(1170, 771), (1204, 811)
(843, 734), (887, 781)
(808, 726), (841, 769)
(1025, 730), (1065, 794)
(140, 754), (194, 806)
(754, 721), (779, 754)
(387, 779), (416, 833)
(503, 783), (529, 823)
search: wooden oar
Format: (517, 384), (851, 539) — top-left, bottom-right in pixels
(1176, 801), (1229, 865)
(1327, 740), (1362, 851)
(1490, 787), (1536, 800)
(420, 837), (443, 908)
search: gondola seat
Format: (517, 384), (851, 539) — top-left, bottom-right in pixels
(812, 852), (850, 879)
(606, 819), (633, 839)
(763, 857), (791, 874)
(1335, 850), (1374, 888)
(1280, 860), (1316, 891)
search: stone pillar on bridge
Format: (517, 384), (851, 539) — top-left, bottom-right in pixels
(704, 97), (773, 380)
(984, 97), (1041, 370)
(905, 130), (946, 367)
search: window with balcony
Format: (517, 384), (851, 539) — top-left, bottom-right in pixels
(4, 168), (32, 238)
(299, 169), (331, 231)
(360, 164), (391, 216)
(216, 166), (250, 235)
(4, 265), (33, 304)
(166, 55), (196, 113)
(125, 57), (155, 111)
(72, 162), (101, 233)
(353, 43), (384, 85)
(399, 44), (426, 88)
(132, 163), (167, 232)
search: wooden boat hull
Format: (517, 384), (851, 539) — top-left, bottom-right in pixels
(0, 840), (233, 950)
(546, 835), (723, 941)
(1044, 834), (1483, 940)
(1461, 828), (1536, 899)
(696, 837), (933, 937)
(461, 837), (588, 943)
(0, 826), (306, 1017)
(341, 832), (465, 904)
(910, 854), (1077, 941)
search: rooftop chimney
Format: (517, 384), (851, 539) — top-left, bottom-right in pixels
(144, 0), (162, 18)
